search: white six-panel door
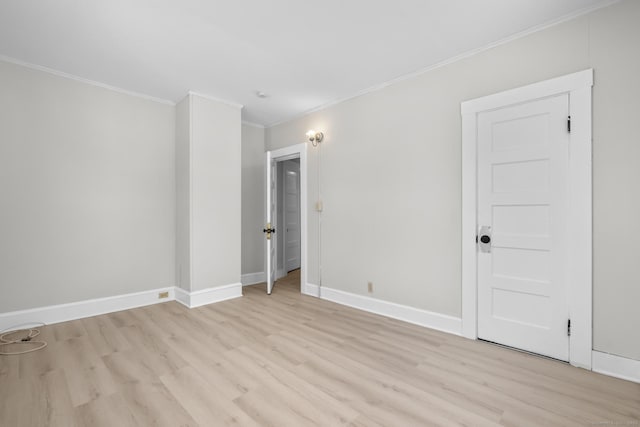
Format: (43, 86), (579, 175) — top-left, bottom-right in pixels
(477, 94), (570, 361)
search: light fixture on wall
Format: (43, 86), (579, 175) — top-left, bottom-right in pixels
(306, 130), (324, 147)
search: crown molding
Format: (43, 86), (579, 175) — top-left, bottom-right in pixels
(265, 0), (620, 128)
(187, 91), (243, 110)
(0, 54), (176, 106)
(241, 120), (265, 129)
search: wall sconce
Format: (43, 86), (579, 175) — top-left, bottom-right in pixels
(306, 130), (324, 147)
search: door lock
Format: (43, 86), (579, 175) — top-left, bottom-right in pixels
(478, 226), (492, 253)
(263, 223), (276, 240)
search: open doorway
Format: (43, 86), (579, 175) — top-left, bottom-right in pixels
(276, 159), (301, 280)
(263, 143), (308, 295)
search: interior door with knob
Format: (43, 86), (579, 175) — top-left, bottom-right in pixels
(477, 94), (570, 361)
(265, 152), (277, 294)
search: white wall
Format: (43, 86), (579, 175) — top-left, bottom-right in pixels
(241, 124), (265, 276)
(175, 97), (190, 290)
(0, 60), (175, 312)
(176, 94), (242, 292)
(589, 1), (640, 361)
(266, 0), (640, 361)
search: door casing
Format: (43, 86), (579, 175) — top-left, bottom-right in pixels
(264, 143), (308, 294)
(461, 69), (593, 369)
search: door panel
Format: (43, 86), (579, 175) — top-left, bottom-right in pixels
(284, 161), (301, 272)
(492, 160), (550, 193)
(477, 94), (570, 361)
(265, 152), (276, 294)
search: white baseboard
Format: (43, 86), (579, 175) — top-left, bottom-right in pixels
(0, 283), (243, 331)
(187, 283), (243, 308)
(303, 282), (320, 297)
(6, 282), (636, 386)
(169, 283), (243, 309)
(0, 287), (175, 332)
(174, 287), (191, 308)
(241, 272), (265, 286)
(276, 268), (286, 280)
(592, 351), (640, 384)
(304, 283), (462, 336)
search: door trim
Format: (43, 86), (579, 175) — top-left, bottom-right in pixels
(461, 69), (593, 369)
(265, 143), (308, 294)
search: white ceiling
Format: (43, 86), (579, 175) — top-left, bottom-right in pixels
(0, 0), (611, 126)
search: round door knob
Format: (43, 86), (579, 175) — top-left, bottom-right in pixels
(480, 235), (491, 244)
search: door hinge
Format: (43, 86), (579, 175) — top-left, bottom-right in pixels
(567, 116), (571, 133)
(567, 319), (571, 337)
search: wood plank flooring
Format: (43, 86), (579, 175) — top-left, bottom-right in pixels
(1, 270), (639, 426)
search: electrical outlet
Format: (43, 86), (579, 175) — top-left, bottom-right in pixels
(158, 291), (169, 299)
(367, 282), (373, 293)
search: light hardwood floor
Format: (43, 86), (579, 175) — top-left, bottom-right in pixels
(1, 270), (639, 426)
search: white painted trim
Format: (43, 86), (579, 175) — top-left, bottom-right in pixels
(0, 283), (243, 330)
(460, 69), (593, 369)
(0, 0), (618, 128)
(461, 69), (593, 115)
(187, 283), (243, 308)
(0, 55), (176, 106)
(0, 287), (175, 332)
(265, 143), (309, 296)
(567, 84), (593, 370)
(4, 285), (636, 385)
(592, 351), (640, 384)
(175, 283), (243, 308)
(242, 120), (266, 129)
(308, 285), (461, 336)
(187, 91), (243, 110)
(265, 1), (618, 128)
(241, 272), (266, 286)
(303, 283), (321, 298)
(188, 95), (195, 291)
(304, 283), (639, 385)
(461, 109), (478, 341)
(174, 287), (191, 308)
